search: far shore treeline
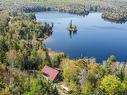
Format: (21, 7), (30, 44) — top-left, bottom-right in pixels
(1, 0), (127, 22)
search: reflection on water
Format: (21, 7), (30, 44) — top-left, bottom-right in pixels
(36, 11), (127, 62)
(102, 18), (127, 24)
(69, 30), (77, 39)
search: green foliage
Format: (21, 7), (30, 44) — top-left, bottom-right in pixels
(2, 0), (127, 16)
(61, 58), (127, 95)
(0, 11), (53, 70)
(102, 8), (127, 23)
(81, 81), (93, 95)
(0, 10), (60, 95)
(0, 8), (127, 95)
(50, 52), (66, 67)
(100, 75), (127, 95)
(0, 12), (10, 32)
(62, 59), (81, 94)
(0, 65), (57, 95)
(107, 55), (117, 63)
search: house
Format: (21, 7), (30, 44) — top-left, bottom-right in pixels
(42, 66), (60, 81)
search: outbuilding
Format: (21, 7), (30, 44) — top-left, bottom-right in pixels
(42, 65), (60, 82)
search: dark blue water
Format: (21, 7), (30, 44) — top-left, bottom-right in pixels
(35, 11), (127, 62)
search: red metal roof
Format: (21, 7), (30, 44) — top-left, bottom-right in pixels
(42, 66), (59, 81)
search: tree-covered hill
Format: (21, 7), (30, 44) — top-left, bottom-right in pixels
(1, 0), (127, 12)
(0, 10), (63, 95)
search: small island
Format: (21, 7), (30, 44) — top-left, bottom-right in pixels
(67, 20), (77, 32)
(1, 0), (127, 95)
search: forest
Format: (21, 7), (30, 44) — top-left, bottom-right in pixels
(0, 0), (127, 95)
(0, 10), (65, 95)
(1, 0), (127, 21)
(0, 10), (127, 95)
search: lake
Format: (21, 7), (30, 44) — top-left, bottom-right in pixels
(35, 11), (127, 62)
